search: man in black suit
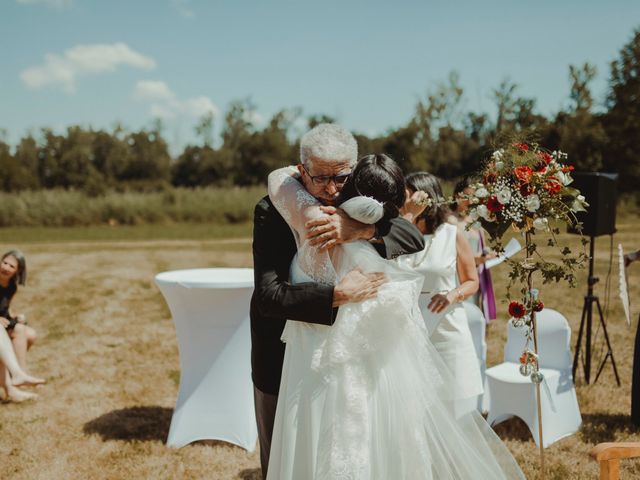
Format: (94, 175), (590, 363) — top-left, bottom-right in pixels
(250, 124), (424, 477)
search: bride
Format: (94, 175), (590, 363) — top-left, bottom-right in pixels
(267, 154), (524, 479)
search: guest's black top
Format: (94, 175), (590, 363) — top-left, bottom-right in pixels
(0, 282), (17, 330)
(250, 195), (425, 395)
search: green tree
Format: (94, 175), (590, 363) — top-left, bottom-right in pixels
(122, 129), (172, 187)
(549, 63), (608, 172)
(604, 28), (640, 192)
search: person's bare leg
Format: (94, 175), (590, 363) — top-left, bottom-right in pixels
(0, 364), (37, 402)
(11, 323), (29, 369)
(25, 325), (36, 350)
(0, 328), (43, 386)
(0, 363), (7, 397)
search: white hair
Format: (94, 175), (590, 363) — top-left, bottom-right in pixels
(299, 123), (358, 167)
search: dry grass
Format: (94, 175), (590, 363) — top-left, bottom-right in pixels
(0, 219), (639, 479)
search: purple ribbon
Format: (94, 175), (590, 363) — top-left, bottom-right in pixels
(479, 231), (497, 322)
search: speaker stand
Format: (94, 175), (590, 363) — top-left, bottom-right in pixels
(572, 236), (621, 386)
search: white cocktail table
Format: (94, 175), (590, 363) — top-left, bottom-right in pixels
(155, 268), (257, 451)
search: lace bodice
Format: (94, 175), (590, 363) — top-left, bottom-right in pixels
(268, 167), (337, 285)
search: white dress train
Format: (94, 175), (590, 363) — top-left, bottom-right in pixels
(266, 168), (525, 480)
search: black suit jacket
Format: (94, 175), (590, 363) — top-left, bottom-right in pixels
(250, 195), (425, 395)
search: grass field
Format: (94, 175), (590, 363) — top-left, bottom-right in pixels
(0, 219), (639, 479)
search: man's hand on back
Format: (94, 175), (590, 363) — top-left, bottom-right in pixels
(332, 268), (386, 307)
(305, 206), (375, 251)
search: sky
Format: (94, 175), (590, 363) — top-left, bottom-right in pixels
(1, 0), (639, 152)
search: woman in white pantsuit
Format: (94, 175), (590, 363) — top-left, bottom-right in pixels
(399, 172), (483, 415)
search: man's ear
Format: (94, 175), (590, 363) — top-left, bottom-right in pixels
(297, 163), (305, 176)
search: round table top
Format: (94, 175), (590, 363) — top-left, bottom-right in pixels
(155, 268), (254, 289)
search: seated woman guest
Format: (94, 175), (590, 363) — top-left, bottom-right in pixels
(0, 250), (41, 395)
(400, 172), (483, 414)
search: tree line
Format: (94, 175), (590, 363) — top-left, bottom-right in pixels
(1, 28), (638, 195)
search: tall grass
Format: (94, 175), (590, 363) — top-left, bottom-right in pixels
(0, 187), (266, 227)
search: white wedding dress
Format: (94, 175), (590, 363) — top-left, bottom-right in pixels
(266, 168), (525, 480)
(397, 223), (484, 415)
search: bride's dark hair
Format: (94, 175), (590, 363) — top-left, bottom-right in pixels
(338, 153), (406, 220)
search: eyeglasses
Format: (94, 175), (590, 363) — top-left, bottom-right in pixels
(302, 165), (351, 186)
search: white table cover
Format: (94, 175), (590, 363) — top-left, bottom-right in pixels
(155, 268), (257, 451)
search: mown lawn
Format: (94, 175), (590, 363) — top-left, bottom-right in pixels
(0, 218), (638, 479)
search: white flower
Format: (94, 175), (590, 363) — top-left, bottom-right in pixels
(533, 217), (549, 231)
(491, 149), (504, 161)
(555, 171), (573, 186)
(475, 187), (489, 199)
(476, 204), (493, 221)
(496, 188), (511, 205)
(495, 160), (504, 171)
(525, 194), (541, 212)
(469, 210), (479, 221)
(571, 194), (588, 212)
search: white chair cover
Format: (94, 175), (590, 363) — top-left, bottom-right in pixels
(485, 308), (582, 448)
(462, 301), (488, 412)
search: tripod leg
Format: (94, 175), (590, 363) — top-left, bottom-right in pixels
(595, 297), (621, 386)
(573, 297), (589, 382)
(594, 353), (611, 384)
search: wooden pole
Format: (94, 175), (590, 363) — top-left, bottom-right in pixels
(526, 231), (545, 479)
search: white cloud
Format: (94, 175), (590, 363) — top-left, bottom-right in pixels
(21, 43), (156, 93)
(171, 0), (194, 18)
(17, 0), (73, 8)
(134, 80), (219, 120)
(133, 80), (175, 102)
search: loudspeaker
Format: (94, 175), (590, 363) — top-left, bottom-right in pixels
(568, 172), (618, 237)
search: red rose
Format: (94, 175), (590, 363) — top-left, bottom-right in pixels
(515, 143), (529, 152)
(509, 301), (526, 318)
(519, 352), (527, 364)
(536, 151), (553, 165)
(520, 183), (534, 196)
(562, 165), (575, 172)
(487, 196), (504, 213)
(543, 179), (562, 193)
(514, 166), (533, 184)
(533, 301), (544, 312)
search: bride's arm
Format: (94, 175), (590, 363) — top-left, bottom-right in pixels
(267, 166), (325, 238)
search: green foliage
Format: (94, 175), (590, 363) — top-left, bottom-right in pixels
(0, 26), (639, 195)
(604, 28), (640, 193)
(0, 187), (264, 227)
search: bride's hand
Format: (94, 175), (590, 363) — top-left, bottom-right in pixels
(305, 206), (374, 251)
(428, 293), (453, 314)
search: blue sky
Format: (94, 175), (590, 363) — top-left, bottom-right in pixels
(1, 0), (638, 152)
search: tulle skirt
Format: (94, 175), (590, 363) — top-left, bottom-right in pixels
(267, 242), (524, 480)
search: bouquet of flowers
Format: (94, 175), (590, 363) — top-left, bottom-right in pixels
(466, 141), (588, 473)
(469, 143), (587, 238)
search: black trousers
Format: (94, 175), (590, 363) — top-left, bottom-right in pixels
(253, 386), (278, 478)
(632, 313), (640, 425)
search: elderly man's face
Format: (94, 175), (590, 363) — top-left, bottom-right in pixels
(298, 157), (352, 206)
